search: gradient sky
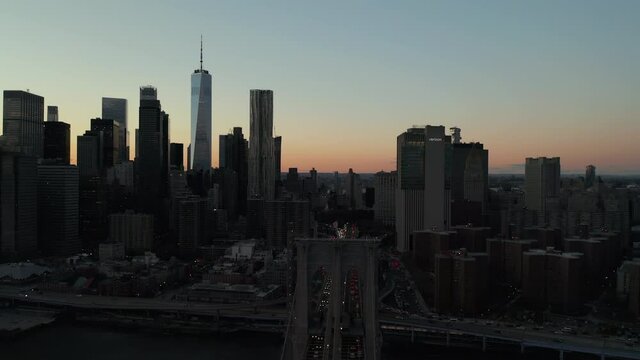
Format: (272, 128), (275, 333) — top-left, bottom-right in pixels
(1, 0), (639, 174)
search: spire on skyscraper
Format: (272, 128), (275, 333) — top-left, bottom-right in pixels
(200, 35), (203, 71)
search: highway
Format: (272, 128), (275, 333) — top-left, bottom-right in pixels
(380, 313), (640, 359)
(0, 286), (288, 318)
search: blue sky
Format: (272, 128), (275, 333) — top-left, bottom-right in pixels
(1, 0), (639, 173)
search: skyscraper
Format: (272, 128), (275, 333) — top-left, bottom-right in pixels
(90, 118), (120, 168)
(47, 106), (58, 122)
(37, 164), (80, 256)
(424, 125), (447, 231)
(274, 135), (282, 182)
(102, 97), (128, 162)
(585, 164), (596, 189)
(219, 127), (248, 215)
(396, 127), (425, 252)
(190, 38), (212, 171)
(0, 144), (38, 259)
(248, 89), (275, 200)
(525, 157), (561, 223)
(44, 119), (70, 164)
(137, 86), (165, 212)
(170, 143), (184, 171)
(2, 90), (44, 158)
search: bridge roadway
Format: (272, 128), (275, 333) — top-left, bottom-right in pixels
(380, 314), (640, 360)
(0, 287), (288, 320)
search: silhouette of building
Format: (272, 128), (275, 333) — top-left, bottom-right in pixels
(102, 97), (128, 162)
(137, 86), (165, 213)
(190, 38), (212, 171)
(170, 143), (184, 171)
(274, 135), (282, 182)
(77, 131), (102, 177)
(264, 199), (311, 249)
(374, 171), (396, 226)
(396, 128), (425, 252)
(37, 164), (80, 256)
(109, 211), (154, 254)
(219, 127), (248, 215)
(248, 89), (275, 200)
(43, 119), (70, 164)
(585, 164), (596, 189)
(0, 145), (38, 259)
(90, 118), (120, 168)
(424, 125), (448, 231)
(525, 157), (560, 225)
(434, 249), (488, 315)
(2, 90), (44, 158)
(47, 106), (58, 122)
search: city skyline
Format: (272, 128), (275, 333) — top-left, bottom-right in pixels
(1, 1), (639, 174)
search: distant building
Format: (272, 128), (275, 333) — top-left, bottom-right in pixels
(137, 86), (166, 213)
(585, 165), (596, 189)
(396, 128), (426, 252)
(374, 171), (396, 226)
(190, 39), (212, 172)
(2, 90), (44, 158)
(264, 200), (311, 249)
(102, 97), (128, 162)
(43, 120), (70, 164)
(219, 127), (248, 215)
(525, 157), (560, 225)
(91, 118), (120, 168)
(522, 249), (583, 313)
(98, 242), (125, 261)
(109, 211), (154, 254)
(177, 196), (211, 257)
(37, 164), (80, 256)
(0, 146), (38, 259)
(274, 135), (282, 183)
(47, 106), (58, 122)
(434, 249), (488, 315)
(617, 259), (640, 318)
(170, 143), (184, 171)
(76, 131), (102, 177)
(248, 89), (275, 200)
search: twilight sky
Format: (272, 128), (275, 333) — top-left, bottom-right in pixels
(1, 0), (639, 174)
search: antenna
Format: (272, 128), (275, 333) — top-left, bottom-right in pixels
(200, 35), (203, 71)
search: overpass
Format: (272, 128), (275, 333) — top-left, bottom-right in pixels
(380, 314), (640, 360)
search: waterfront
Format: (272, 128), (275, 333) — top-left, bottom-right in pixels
(0, 320), (578, 360)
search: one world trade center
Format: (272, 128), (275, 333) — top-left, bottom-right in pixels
(190, 37), (212, 171)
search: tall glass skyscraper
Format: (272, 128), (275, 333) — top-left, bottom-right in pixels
(248, 89), (275, 200)
(190, 38), (212, 171)
(102, 97), (128, 162)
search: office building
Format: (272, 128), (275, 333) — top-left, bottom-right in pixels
(102, 97), (128, 162)
(522, 249), (583, 313)
(396, 127), (425, 252)
(274, 135), (282, 182)
(178, 196), (211, 257)
(170, 143), (184, 170)
(434, 249), (488, 315)
(585, 164), (596, 189)
(190, 38), (212, 171)
(47, 106), (58, 122)
(264, 200), (311, 249)
(90, 118), (120, 168)
(43, 120), (70, 164)
(374, 171), (396, 226)
(219, 127), (248, 215)
(424, 125), (448, 231)
(525, 157), (560, 224)
(0, 145), (38, 259)
(37, 164), (80, 256)
(109, 211), (154, 254)
(137, 86), (165, 212)
(412, 230), (454, 272)
(248, 89), (275, 200)
(76, 132), (102, 178)
(2, 90), (44, 158)
(450, 137), (488, 226)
